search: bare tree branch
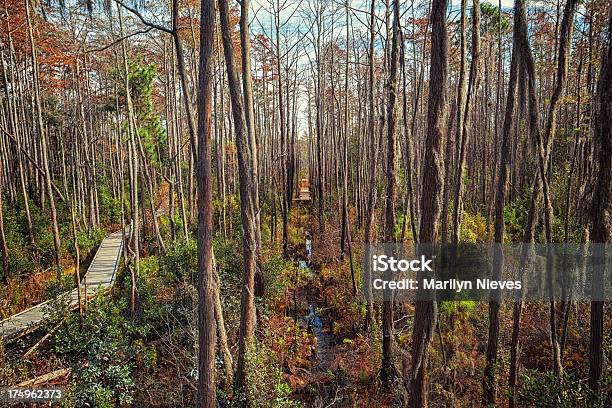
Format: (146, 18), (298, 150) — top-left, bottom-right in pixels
(86, 26), (154, 53)
(112, 0), (174, 34)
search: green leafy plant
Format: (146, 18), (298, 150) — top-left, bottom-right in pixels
(161, 237), (197, 282)
(515, 370), (610, 407)
(52, 293), (150, 407)
(243, 340), (301, 408)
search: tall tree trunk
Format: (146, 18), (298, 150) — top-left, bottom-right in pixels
(217, 0), (259, 398)
(240, 0), (264, 296)
(442, 0), (467, 244)
(171, 0), (198, 159)
(485, 0), (522, 404)
(136, 140), (166, 254)
(400, 36), (418, 244)
(25, 0), (62, 278)
(363, 0), (377, 334)
(452, 0), (480, 244)
(508, 0), (578, 404)
(408, 0), (449, 406)
(589, 7), (611, 395)
(342, 1), (356, 295)
(70, 192), (84, 328)
(195, 0), (217, 405)
(315, 10), (324, 237)
(212, 249), (233, 388)
(0, 174), (8, 289)
(0, 44), (34, 246)
(118, 5), (140, 315)
(381, 0), (401, 387)
(274, 1), (290, 258)
(517, 0), (565, 376)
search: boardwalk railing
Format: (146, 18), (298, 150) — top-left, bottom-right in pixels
(0, 229), (125, 340)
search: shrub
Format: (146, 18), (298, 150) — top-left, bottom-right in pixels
(75, 355), (134, 408)
(7, 245), (35, 278)
(503, 196), (529, 241)
(161, 237), (197, 282)
(394, 213), (415, 242)
(459, 211), (488, 243)
(214, 237), (243, 279)
(2, 201), (29, 249)
(242, 340), (301, 408)
(262, 253), (294, 305)
(43, 273), (73, 299)
(52, 293), (149, 407)
(133, 256), (165, 329)
(34, 229), (58, 266)
(515, 370), (610, 407)
(76, 227), (107, 256)
(98, 186), (121, 225)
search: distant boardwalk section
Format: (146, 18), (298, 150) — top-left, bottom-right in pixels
(0, 229), (125, 339)
(293, 178), (312, 202)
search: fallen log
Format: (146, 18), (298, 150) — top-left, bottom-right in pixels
(23, 319), (64, 359)
(16, 368), (70, 387)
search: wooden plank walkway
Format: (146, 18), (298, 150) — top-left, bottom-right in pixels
(293, 178), (312, 202)
(0, 229), (125, 339)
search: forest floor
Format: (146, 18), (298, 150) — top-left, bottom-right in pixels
(279, 206), (393, 407)
(1, 203), (610, 407)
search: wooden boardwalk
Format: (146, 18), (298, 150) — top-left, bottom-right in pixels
(293, 178), (312, 202)
(0, 229), (125, 339)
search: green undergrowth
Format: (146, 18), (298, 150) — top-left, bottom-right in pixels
(516, 370), (611, 407)
(48, 263), (159, 408)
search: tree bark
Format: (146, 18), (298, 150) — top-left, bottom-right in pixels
(117, 5), (140, 315)
(195, 0), (217, 405)
(442, 0), (467, 244)
(25, 0), (62, 278)
(408, 0), (449, 405)
(589, 7), (611, 395)
(517, 0), (566, 376)
(217, 0), (259, 398)
(486, 0), (522, 403)
(452, 0), (480, 244)
(363, 0), (377, 334)
(508, 0), (577, 404)
(0, 173), (9, 289)
(381, 0), (401, 387)
(212, 250), (233, 388)
(240, 0), (264, 297)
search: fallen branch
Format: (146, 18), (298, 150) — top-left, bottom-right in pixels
(23, 319), (64, 359)
(182, 376), (197, 392)
(16, 368), (70, 387)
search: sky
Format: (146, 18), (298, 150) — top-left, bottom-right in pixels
(248, 0), (517, 136)
(250, 0), (517, 36)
